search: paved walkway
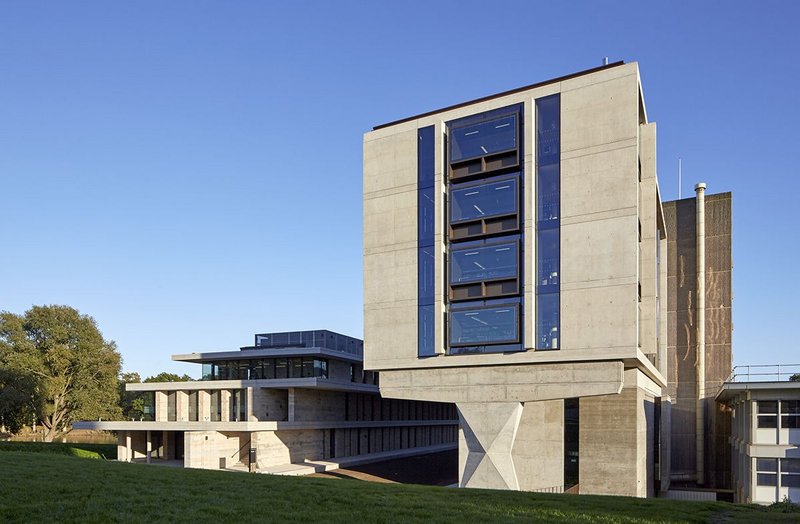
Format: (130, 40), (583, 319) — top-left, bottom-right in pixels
(309, 449), (458, 486)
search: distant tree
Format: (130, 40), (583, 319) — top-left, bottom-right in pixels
(144, 372), (193, 383)
(0, 366), (38, 433)
(119, 372), (144, 420)
(791, 373), (800, 382)
(0, 305), (121, 441)
(117, 371), (191, 420)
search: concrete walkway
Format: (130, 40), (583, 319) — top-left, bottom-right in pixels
(260, 443), (457, 476)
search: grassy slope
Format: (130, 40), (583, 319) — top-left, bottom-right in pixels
(0, 441), (116, 459)
(0, 452), (797, 523)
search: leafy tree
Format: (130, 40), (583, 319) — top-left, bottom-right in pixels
(119, 371), (144, 420)
(791, 373), (800, 382)
(117, 371), (191, 420)
(144, 372), (193, 383)
(0, 366), (39, 433)
(0, 305), (121, 441)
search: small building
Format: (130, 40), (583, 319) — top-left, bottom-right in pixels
(715, 367), (800, 504)
(76, 330), (458, 473)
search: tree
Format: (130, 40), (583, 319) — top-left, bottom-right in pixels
(119, 371), (144, 420)
(791, 373), (800, 382)
(0, 305), (121, 441)
(117, 371), (192, 420)
(144, 372), (193, 383)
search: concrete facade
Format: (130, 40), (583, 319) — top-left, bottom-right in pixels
(663, 193), (733, 489)
(363, 62), (670, 496)
(77, 330), (458, 473)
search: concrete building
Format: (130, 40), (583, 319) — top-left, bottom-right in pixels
(716, 367), (800, 504)
(664, 191), (733, 491)
(76, 330), (458, 474)
(363, 61), (671, 496)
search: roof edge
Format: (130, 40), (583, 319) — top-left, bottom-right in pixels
(372, 61), (626, 131)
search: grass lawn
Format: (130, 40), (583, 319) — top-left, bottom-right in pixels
(0, 440), (116, 459)
(1, 451), (798, 523)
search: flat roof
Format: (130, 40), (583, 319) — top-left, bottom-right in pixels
(373, 61), (626, 131)
(716, 381), (800, 402)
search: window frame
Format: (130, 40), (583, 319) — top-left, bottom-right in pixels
(449, 176), (520, 241)
(448, 303), (520, 348)
(449, 239), (520, 302)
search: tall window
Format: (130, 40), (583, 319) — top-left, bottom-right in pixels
(418, 126), (436, 357)
(536, 95), (560, 350)
(445, 105), (523, 355)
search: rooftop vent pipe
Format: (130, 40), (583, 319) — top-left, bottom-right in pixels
(695, 182), (707, 486)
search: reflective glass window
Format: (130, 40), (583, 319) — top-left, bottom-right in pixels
(419, 186), (435, 243)
(302, 358), (315, 378)
(289, 358), (303, 378)
(537, 293), (560, 350)
(418, 247), (435, 305)
(202, 363), (213, 381)
(263, 359), (275, 379)
(537, 97), (560, 166)
(249, 360), (263, 380)
(451, 179), (517, 223)
(537, 228), (560, 293)
(451, 115), (517, 163)
(314, 359), (328, 378)
(275, 358), (288, 379)
(451, 243), (517, 284)
(450, 306), (518, 346)
(418, 304), (435, 357)
(781, 458), (800, 473)
(537, 164), (560, 224)
(757, 473), (777, 486)
(758, 401), (778, 414)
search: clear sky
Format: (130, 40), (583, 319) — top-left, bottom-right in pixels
(1, 1), (798, 378)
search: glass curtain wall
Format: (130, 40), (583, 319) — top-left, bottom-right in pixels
(418, 125), (436, 357)
(536, 95), (561, 350)
(446, 105), (523, 354)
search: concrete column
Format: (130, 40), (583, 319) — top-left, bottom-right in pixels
(177, 391), (189, 421)
(117, 431), (127, 462)
(247, 387), (254, 421)
(288, 388), (296, 422)
(126, 432), (132, 462)
(146, 430), (152, 464)
(220, 390), (231, 422)
(456, 402), (523, 490)
(198, 390), (210, 421)
(163, 431), (172, 460)
(155, 391), (168, 422)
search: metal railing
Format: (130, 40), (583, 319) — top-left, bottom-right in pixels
(727, 364), (800, 383)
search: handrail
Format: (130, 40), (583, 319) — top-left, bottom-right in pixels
(231, 438), (251, 460)
(727, 364), (800, 383)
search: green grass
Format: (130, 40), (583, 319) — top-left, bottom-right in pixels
(0, 441), (116, 459)
(0, 451), (797, 523)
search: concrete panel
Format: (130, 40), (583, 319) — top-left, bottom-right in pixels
(561, 284), (637, 350)
(251, 388), (288, 421)
(560, 214), (638, 285)
(379, 361), (623, 403)
(457, 402), (523, 490)
(512, 400), (564, 491)
(561, 146), (638, 220)
(580, 386), (644, 497)
(561, 70), (639, 154)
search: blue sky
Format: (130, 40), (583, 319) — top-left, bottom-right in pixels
(1, 1), (798, 377)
